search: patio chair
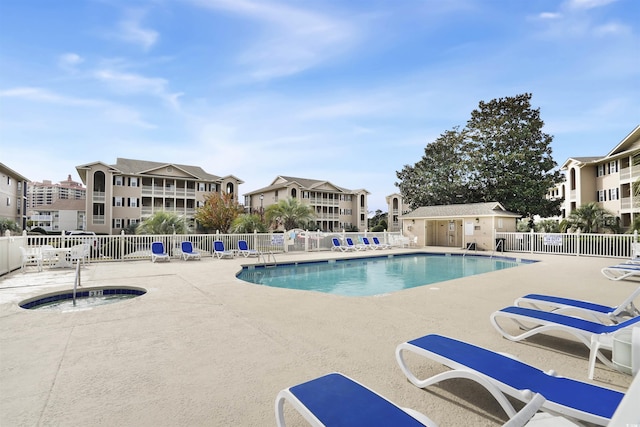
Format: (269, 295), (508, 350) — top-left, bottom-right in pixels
(490, 306), (640, 370)
(237, 240), (260, 257)
(331, 238), (352, 252)
(180, 241), (201, 261)
(345, 237), (365, 251)
(68, 244), (90, 266)
(601, 263), (640, 281)
(151, 241), (170, 262)
(514, 286), (640, 324)
(361, 237), (379, 250)
(275, 371), (549, 427)
(19, 246), (42, 273)
(395, 334), (624, 426)
(213, 240), (234, 259)
(372, 236), (392, 249)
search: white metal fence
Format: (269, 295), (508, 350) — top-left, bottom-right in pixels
(0, 230), (404, 276)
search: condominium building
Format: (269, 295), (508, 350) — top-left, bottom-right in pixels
(385, 192), (412, 232)
(548, 125), (640, 228)
(0, 163), (29, 231)
(76, 158), (244, 234)
(26, 175), (85, 209)
(29, 199), (86, 232)
(244, 176), (369, 231)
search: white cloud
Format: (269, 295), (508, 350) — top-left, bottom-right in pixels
(594, 22), (631, 36)
(114, 9), (159, 50)
(190, 0), (359, 81)
(94, 69), (183, 109)
(538, 12), (562, 20)
(58, 53), (84, 71)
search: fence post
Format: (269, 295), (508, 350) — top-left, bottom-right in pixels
(304, 229), (309, 252)
(576, 229), (581, 257)
(120, 230), (125, 262)
(530, 229), (534, 254)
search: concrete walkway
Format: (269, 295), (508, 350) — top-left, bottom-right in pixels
(0, 249), (635, 426)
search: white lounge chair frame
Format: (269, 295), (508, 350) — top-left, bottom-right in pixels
(151, 241), (170, 262)
(395, 334), (624, 426)
(213, 240), (234, 259)
(601, 263), (640, 281)
(180, 241), (201, 261)
(515, 287), (640, 324)
(490, 306), (640, 369)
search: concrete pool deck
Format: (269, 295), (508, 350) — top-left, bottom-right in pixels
(0, 248), (635, 426)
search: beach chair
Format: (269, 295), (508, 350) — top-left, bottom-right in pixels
(490, 306), (640, 370)
(151, 241), (170, 262)
(601, 263), (640, 281)
(19, 246), (42, 272)
(68, 244), (90, 266)
(331, 238), (350, 252)
(237, 240), (260, 257)
(514, 287), (640, 324)
(395, 334), (624, 426)
(180, 241), (201, 261)
(361, 237), (379, 250)
(275, 371), (548, 427)
(372, 236), (391, 249)
(213, 240), (234, 259)
(345, 237), (365, 251)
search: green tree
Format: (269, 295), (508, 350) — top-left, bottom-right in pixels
(265, 197), (315, 230)
(136, 211), (189, 235)
(395, 94), (562, 217)
(368, 209), (388, 230)
(194, 192), (244, 233)
(230, 214), (268, 233)
(565, 202), (615, 233)
(396, 127), (472, 209)
(465, 93), (562, 217)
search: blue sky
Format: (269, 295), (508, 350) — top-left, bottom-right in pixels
(1, 0), (639, 214)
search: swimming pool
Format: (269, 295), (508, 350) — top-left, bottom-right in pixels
(236, 253), (533, 296)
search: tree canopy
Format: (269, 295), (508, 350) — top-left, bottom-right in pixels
(265, 197), (315, 230)
(194, 192), (244, 233)
(396, 94), (562, 217)
(136, 211), (189, 235)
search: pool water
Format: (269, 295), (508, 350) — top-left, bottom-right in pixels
(237, 253), (531, 296)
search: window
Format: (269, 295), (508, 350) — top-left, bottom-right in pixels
(129, 198), (138, 208)
(597, 165), (605, 177)
(597, 190), (606, 202)
(609, 188), (620, 200)
(6, 176), (11, 185)
(608, 160), (618, 174)
(114, 218), (122, 228)
(114, 197), (123, 207)
(198, 183), (206, 192)
(6, 197), (10, 206)
(129, 177), (138, 187)
(114, 176), (123, 186)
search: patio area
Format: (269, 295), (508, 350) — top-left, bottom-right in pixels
(0, 249), (635, 426)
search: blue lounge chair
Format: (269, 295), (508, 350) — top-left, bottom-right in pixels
(395, 334), (624, 426)
(180, 241), (201, 261)
(372, 237), (391, 249)
(345, 237), (365, 251)
(515, 286), (640, 324)
(361, 237), (379, 250)
(490, 306), (640, 369)
(237, 240), (260, 257)
(213, 240), (234, 259)
(151, 241), (170, 262)
(275, 371), (548, 427)
(601, 263), (640, 281)
(331, 238), (352, 252)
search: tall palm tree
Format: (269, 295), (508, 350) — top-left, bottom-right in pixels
(565, 202), (614, 233)
(265, 198), (315, 230)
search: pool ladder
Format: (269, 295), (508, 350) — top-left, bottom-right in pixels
(257, 251), (277, 267)
(463, 241), (477, 257)
(73, 258), (81, 306)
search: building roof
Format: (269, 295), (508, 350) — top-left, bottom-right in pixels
(401, 202), (521, 219)
(245, 175), (369, 196)
(0, 162), (30, 181)
(76, 158), (243, 184)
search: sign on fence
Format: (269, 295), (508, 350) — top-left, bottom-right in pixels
(271, 234), (284, 246)
(543, 235), (563, 246)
